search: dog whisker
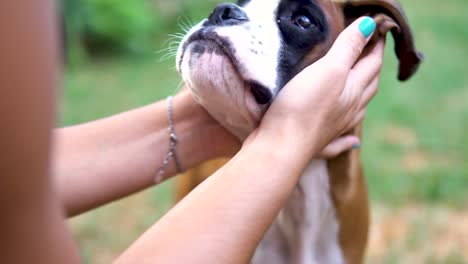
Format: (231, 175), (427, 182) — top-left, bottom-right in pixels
(176, 18), (191, 34)
(173, 80), (185, 93)
(155, 30), (188, 62)
(167, 35), (184, 40)
(157, 50), (178, 62)
(177, 16), (197, 34)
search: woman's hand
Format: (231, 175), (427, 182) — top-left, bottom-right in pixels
(178, 88), (357, 161)
(257, 17), (384, 157)
(174, 89), (242, 159)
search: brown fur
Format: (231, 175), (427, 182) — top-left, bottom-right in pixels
(175, 158), (229, 202)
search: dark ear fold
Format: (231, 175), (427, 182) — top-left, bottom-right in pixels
(336, 0), (424, 81)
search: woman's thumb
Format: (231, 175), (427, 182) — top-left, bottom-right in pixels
(325, 17), (376, 70)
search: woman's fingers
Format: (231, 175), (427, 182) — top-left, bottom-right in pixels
(335, 77), (376, 146)
(318, 135), (361, 159)
(348, 108), (367, 131)
(359, 75), (380, 108)
(339, 38), (383, 125)
(350, 39), (385, 90)
(260, 16), (383, 157)
(325, 17), (377, 71)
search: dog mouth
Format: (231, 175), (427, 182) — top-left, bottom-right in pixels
(180, 28), (272, 105)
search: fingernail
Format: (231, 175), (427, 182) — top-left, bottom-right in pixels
(353, 144), (361, 149)
(359, 17), (376, 38)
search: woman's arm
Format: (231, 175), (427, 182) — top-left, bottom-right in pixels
(116, 17), (382, 263)
(115, 128), (318, 263)
(53, 90), (240, 217)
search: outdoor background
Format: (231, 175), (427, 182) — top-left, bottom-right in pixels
(62, 0), (468, 263)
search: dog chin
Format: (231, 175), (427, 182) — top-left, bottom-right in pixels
(180, 41), (266, 140)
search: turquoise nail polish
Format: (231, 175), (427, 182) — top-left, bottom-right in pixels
(353, 144), (361, 149)
(359, 17), (376, 38)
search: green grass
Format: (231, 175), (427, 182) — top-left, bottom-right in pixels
(63, 57), (178, 125)
(362, 0), (468, 207)
(64, 0), (468, 262)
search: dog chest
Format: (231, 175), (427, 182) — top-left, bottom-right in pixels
(252, 160), (344, 264)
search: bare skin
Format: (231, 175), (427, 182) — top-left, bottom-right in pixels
(53, 91), (240, 217)
(0, 1), (382, 263)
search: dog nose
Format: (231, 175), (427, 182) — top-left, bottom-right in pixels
(207, 3), (248, 26)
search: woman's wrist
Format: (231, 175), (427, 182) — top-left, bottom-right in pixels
(172, 91), (240, 170)
(253, 115), (325, 162)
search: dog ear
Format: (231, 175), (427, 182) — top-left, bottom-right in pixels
(335, 0), (424, 81)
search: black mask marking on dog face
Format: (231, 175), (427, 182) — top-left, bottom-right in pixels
(276, 0), (329, 89)
(237, 0), (251, 7)
(250, 81), (273, 104)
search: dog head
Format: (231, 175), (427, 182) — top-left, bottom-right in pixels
(176, 0), (422, 140)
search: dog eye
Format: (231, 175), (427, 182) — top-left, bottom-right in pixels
(293, 14), (315, 29)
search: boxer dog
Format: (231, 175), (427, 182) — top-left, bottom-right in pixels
(175, 0), (422, 263)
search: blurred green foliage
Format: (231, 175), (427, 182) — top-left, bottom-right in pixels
(80, 0), (156, 51)
(63, 0), (158, 58)
(62, 0), (220, 61)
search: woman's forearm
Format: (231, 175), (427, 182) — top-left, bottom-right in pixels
(53, 91), (235, 217)
(115, 129), (319, 264)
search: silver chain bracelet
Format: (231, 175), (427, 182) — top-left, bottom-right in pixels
(155, 96), (184, 183)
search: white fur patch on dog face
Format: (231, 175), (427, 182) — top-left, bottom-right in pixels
(224, 0), (282, 92)
(176, 0), (282, 139)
